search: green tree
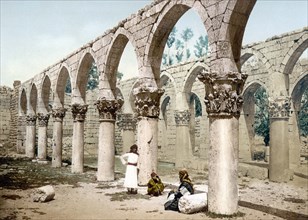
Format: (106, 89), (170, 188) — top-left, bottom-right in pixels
(117, 71), (124, 81)
(181, 28), (194, 60)
(87, 62), (99, 90)
(175, 39), (184, 63)
(194, 35), (209, 58)
(299, 88), (308, 136)
(163, 27), (177, 66)
(65, 78), (71, 94)
(254, 87), (270, 146)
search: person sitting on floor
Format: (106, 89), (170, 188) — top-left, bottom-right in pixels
(164, 169), (194, 211)
(147, 172), (165, 196)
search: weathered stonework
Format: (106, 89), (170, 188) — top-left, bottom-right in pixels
(268, 97), (291, 119)
(174, 110), (191, 126)
(71, 104), (88, 122)
(37, 113), (50, 127)
(117, 113), (137, 131)
(52, 107), (67, 122)
(26, 115), (37, 126)
(95, 98), (123, 121)
(198, 70), (247, 119)
(134, 86), (164, 118)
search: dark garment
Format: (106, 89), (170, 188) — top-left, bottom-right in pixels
(164, 181), (194, 211)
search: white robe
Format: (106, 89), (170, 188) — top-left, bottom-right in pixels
(120, 153), (139, 188)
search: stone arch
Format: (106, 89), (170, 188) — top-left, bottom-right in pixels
(19, 88), (27, 116)
(145, 1), (210, 81)
(39, 75), (52, 113)
(75, 50), (97, 103)
(223, 0), (256, 69)
(161, 96), (171, 123)
(105, 28), (139, 95)
(183, 62), (208, 94)
(242, 81), (269, 159)
(280, 34), (308, 75)
(128, 78), (140, 113)
(159, 71), (177, 93)
(55, 65), (71, 108)
(240, 48), (272, 71)
(29, 83), (38, 114)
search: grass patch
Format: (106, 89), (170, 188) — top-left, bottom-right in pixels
(2, 194), (22, 200)
(284, 197), (305, 203)
(206, 211), (245, 218)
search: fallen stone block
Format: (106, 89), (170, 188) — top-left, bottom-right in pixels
(178, 193), (207, 214)
(32, 185), (55, 202)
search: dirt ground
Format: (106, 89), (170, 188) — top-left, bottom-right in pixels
(0, 154), (307, 220)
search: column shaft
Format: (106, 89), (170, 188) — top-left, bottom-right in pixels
(137, 117), (158, 185)
(72, 121), (84, 173)
(97, 121), (115, 181)
(37, 126), (48, 160)
(26, 125), (36, 158)
(208, 118), (238, 214)
(52, 120), (63, 167)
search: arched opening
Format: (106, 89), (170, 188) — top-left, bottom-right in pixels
(189, 92), (202, 156)
(29, 84), (38, 114)
(20, 89), (27, 116)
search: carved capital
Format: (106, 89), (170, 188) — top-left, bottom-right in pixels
(269, 97), (291, 119)
(37, 113), (50, 127)
(26, 114), (37, 126)
(52, 107), (67, 122)
(95, 98), (123, 122)
(198, 70), (247, 119)
(117, 113), (137, 130)
(71, 104), (88, 122)
(174, 110), (191, 126)
(134, 86), (164, 118)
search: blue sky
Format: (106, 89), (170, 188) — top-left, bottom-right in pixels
(1, 0), (307, 86)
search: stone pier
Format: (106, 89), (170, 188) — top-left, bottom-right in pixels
(37, 113), (50, 161)
(71, 104), (88, 173)
(96, 98), (123, 181)
(134, 84), (164, 185)
(51, 107), (66, 167)
(25, 114), (37, 158)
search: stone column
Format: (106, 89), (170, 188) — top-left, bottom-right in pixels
(198, 70), (247, 215)
(134, 85), (164, 185)
(71, 104), (88, 173)
(37, 113), (50, 161)
(96, 98), (123, 181)
(51, 107), (66, 167)
(25, 114), (37, 158)
(117, 113), (136, 154)
(268, 97), (292, 182)
(174, 110), (192, 168)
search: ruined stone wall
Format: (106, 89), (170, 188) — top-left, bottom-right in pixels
(0, 86), (13, 145)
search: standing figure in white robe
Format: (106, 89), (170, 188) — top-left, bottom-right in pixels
(120, 144), (139, 194)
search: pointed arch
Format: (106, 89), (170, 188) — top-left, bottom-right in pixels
(144, 1), (210, 81)
(29, 83), (38, 114)
(55, 64), (70, 107)
(20, 88), (27, 116)
(40, 75), (51, 112)
(240, 48), (272, 71)
(280, 33), (308, 75)
(183, 62), (208, 94)
(76, 50), (97, 103)
(104, 28), (139, 94)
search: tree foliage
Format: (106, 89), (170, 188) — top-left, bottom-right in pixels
(254, 87), (270, 146)
(299, 88), (308, 136)
(194, 35), (208, 58)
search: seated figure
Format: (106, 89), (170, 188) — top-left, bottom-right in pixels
(147, 172), (164, 196)
(164, 169), (194, 211)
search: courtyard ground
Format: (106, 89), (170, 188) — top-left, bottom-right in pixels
(0, 154), (307, 220)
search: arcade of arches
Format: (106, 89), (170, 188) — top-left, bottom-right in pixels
(10, 0), (307, 216)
